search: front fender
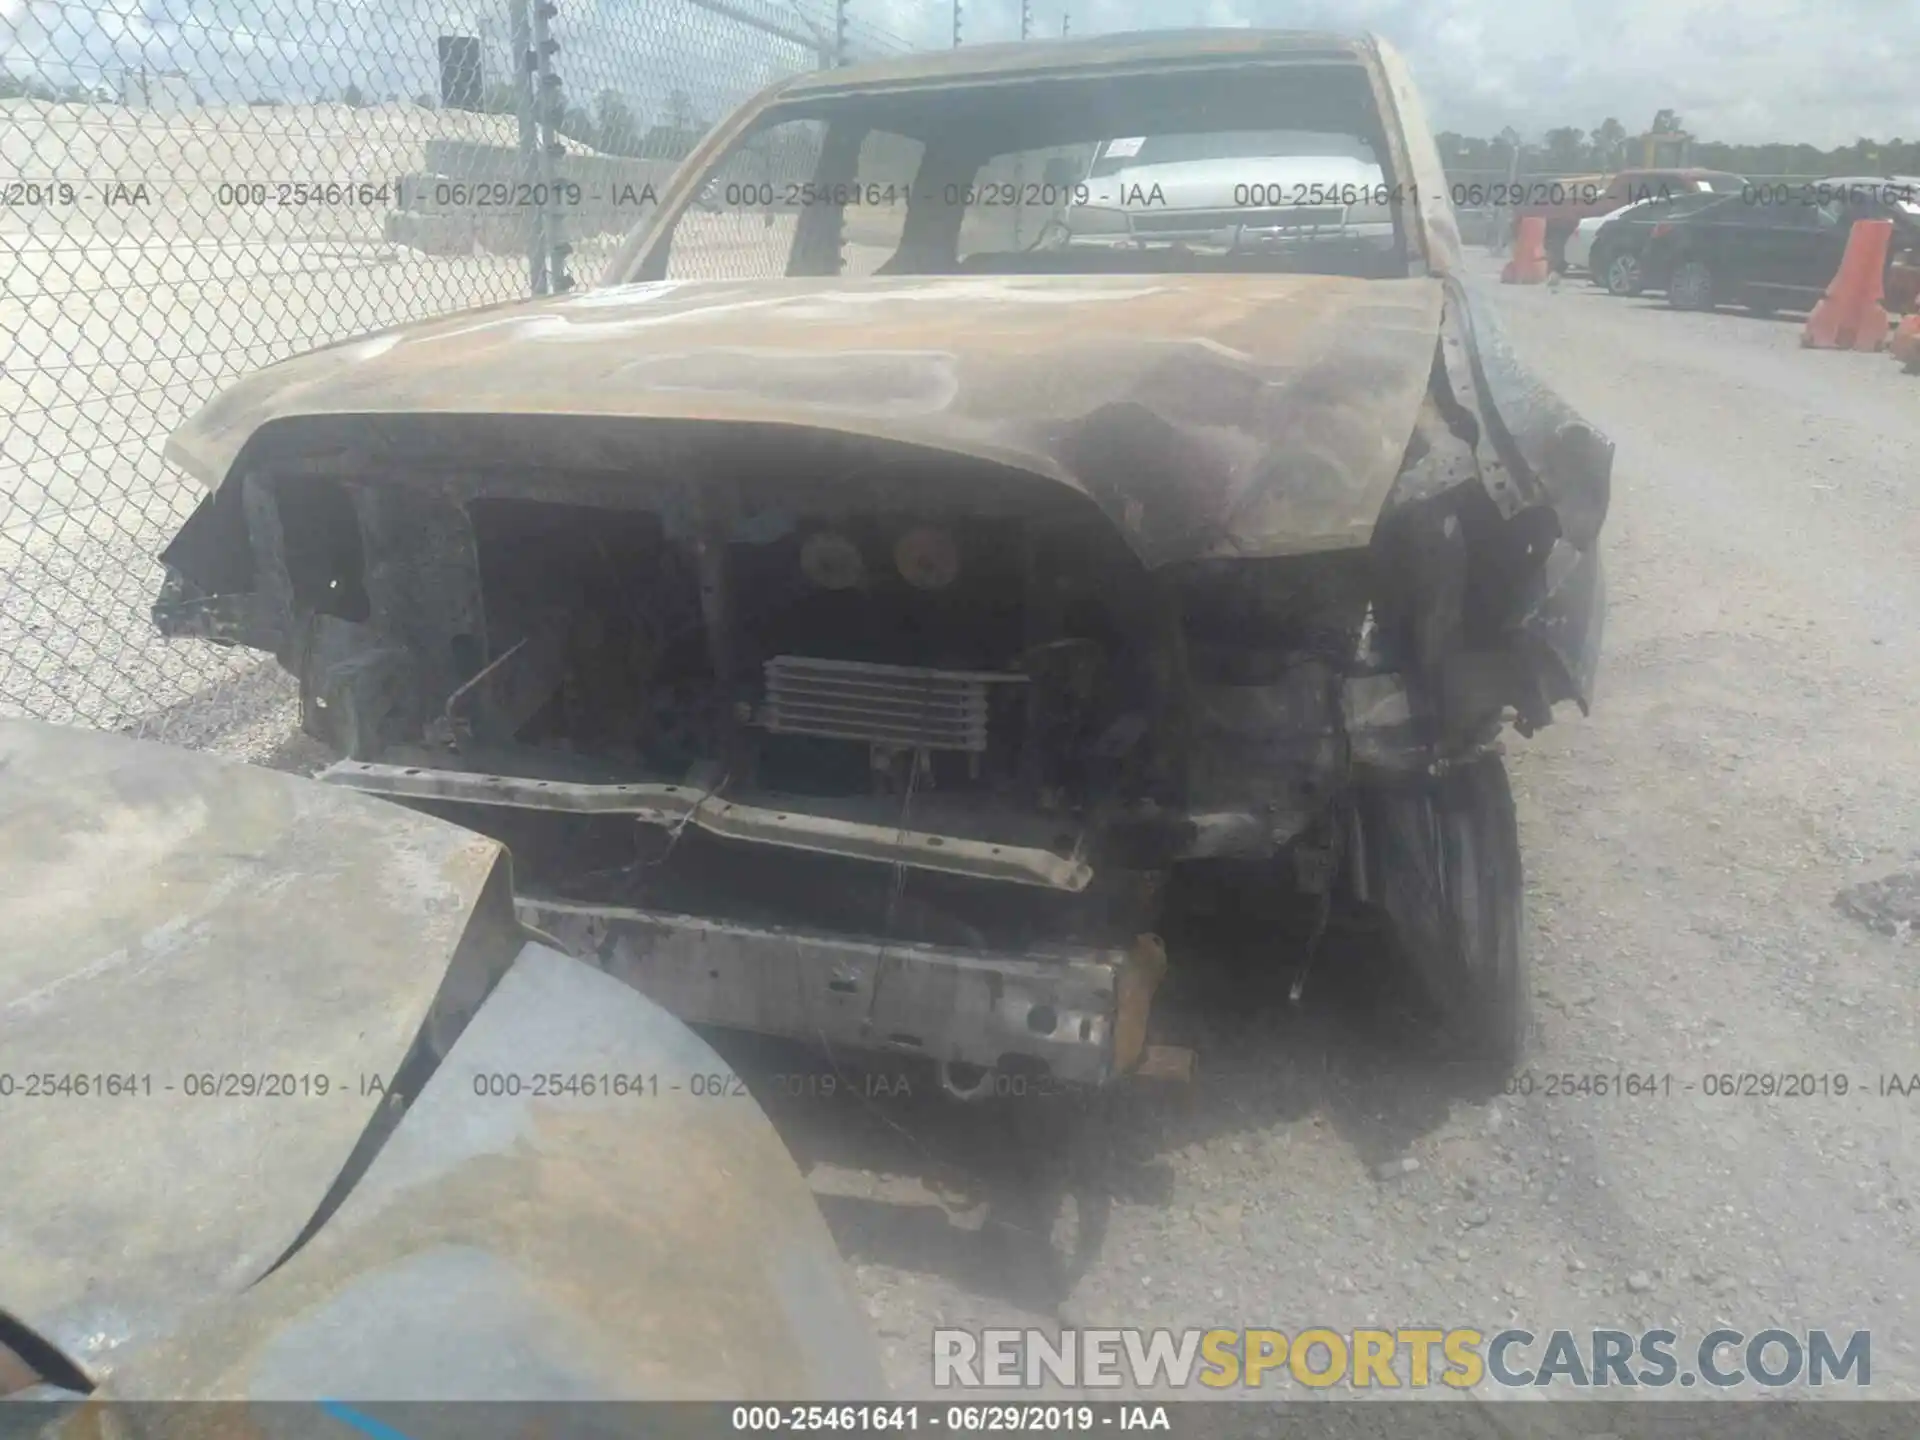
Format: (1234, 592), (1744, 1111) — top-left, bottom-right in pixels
(1515, 538), (1605, 716)
(88, 944), (887, 1408)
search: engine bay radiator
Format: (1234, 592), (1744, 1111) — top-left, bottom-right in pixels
(759, 656), (1024, 753)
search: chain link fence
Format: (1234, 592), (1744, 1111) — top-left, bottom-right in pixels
(0, 0), (945, 752)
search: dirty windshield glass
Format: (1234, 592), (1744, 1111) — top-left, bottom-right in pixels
(7, 0), (1920, 1424)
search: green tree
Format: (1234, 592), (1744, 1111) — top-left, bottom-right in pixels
(593, 88), (639, 153)
(1493, 126), (1523, 176)
(1590, 117), (1628, 169)
(1543, 126), (1590, 171)
(559, 103), (597, 148)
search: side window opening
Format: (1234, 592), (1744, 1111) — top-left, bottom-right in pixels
(664, 118), (827, 279)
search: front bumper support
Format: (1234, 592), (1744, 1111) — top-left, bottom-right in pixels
(520, 897), (1167, 1088)
(318, 759), (1093, 891)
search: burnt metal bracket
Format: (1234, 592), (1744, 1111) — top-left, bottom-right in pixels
(318, 759), (1094, 891)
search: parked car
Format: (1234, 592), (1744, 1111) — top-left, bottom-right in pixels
(1063, 128), (1397, 266)
(1585, 190), (1738, 295)
(151, 31), (1612, 1074)
(1640, 183), (1920, 313)
(1517, 167), (1746, 270)
(0, 718), (885, 1410)
(1562, 197), (1648, 275)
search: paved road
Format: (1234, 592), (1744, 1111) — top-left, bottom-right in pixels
(716, 266), (1920, 1404)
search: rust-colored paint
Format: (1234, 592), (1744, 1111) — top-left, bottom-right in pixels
(1113, 932), (1168, 1074)
(164, 274), (1446, 569)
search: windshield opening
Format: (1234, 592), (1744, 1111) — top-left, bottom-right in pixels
(627, 61), (1413, 282)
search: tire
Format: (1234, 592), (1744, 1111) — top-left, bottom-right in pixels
(1603, 251), (1643, 296)
(1667, 258), (1716, 310)
(1355, 758), (1528, 1072)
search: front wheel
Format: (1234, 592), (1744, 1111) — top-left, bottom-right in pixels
(1667, 258), (1717, 310)
(1603, 251), (1644, 296)
(1354, 758), (1528, 1072)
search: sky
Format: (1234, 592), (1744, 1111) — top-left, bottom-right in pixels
(4, 0), (1918, 148)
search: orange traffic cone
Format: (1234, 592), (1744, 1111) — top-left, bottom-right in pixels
(1501, 216), (1550, 284)
(1803, 219), (1893, 351)
(1891, 313), (1920, 372)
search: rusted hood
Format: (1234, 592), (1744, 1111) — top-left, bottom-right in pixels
(165, 273), (1447, 566)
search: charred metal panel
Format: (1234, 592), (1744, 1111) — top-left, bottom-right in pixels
(161, 275), (1448, 570)
(524, 897), (1137, 1085)
(150, 575), (280, 652)
(88, 944), (887, 1402)
(319, 757), (1094, 890)
(294, 615), (416, 759)
(353, 486), (487, 715)
(240, 473), (298, 661)
(1449, 279), (1614, 553)
(155, 483), (253, 597)
(1365, 33), (1464, 277)
(1512, 538), (1606, 717)
(1184, 662), (1343, 849)
(0, 718), (509, 1377)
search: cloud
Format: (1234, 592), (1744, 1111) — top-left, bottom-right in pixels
(915, 0), (1920, 146)
(5, 0), (1916, 147)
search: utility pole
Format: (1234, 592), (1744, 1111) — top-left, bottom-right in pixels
(952, 0), (961, 47)
(1061, 6), (1069, 36)
(1019, 0), (1031, 39)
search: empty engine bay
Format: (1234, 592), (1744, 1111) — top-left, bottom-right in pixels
(154, 404), (1567, 1082)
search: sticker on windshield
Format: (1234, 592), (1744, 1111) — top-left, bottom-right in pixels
(1103, 137), (1146, 159)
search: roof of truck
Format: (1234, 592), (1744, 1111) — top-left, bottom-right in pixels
(778, 29), (1374, 96)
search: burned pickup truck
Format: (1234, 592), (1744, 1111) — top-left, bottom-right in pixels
(154, 30), (1609, 1087)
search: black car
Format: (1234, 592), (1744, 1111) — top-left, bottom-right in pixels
(1587, 191), (1732, 296)
(1639, 184), (1920, 313)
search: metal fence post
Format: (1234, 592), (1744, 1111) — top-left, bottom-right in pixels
(510, 0), (546, 296)
(529, 0), (573, 293)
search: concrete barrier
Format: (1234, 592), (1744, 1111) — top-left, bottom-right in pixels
(386, 141), (681, 255)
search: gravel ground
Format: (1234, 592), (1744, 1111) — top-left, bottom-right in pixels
(708, 265), (1920, 1405)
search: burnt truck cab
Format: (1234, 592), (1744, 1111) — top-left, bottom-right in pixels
(154, 30), (1610, 1087)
